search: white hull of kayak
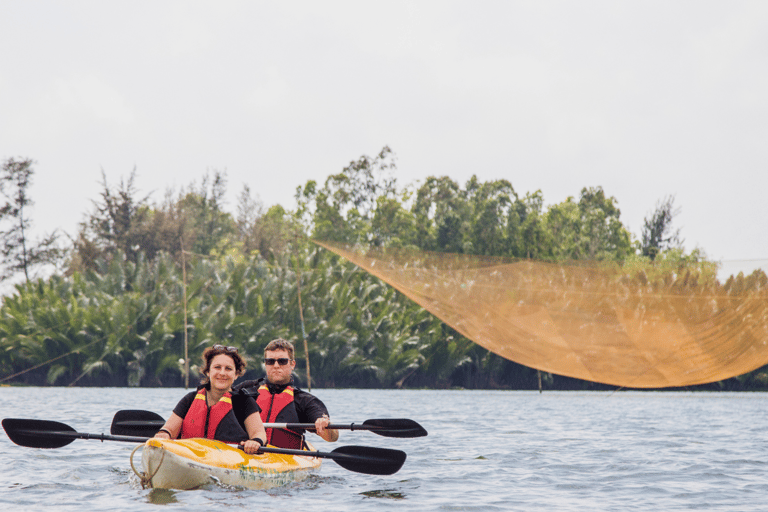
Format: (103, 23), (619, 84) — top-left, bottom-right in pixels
(137, 438), (321, 490)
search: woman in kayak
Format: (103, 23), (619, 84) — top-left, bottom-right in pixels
(154, 345), (267, 454)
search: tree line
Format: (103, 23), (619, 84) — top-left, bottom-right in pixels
(1, 149), (766, 390)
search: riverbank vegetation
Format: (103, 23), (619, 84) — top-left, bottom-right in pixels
(1, 148), (766, 390)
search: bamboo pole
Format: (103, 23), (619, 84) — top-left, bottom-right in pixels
(296, 269), (311, 391)
(182, 238), (189, 389)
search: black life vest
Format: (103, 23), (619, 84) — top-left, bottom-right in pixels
(256, 384), (304, 449)
(180, 388), (248, 443)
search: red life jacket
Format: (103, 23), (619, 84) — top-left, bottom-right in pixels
(180, 388), (247, 442)
(256, 384), (304, 449)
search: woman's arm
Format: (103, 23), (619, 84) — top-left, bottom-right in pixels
(240, 412), (268, 454)
(154, 413), (183, 439)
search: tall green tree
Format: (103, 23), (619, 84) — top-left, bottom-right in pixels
(544, 197), (580, 260)
(370, 194), (419, 248)
(237, 185), (303, 259)
(465, 177), (519, 256)
(0, 157), (60, 281)
(641, 195), (682, 260)
(69, 169), (241, 273)
(296, 147), (399, 245)
(181, 170), (236, 256)
(574, 187), (632, 260)
(72, 168), (151, 270)
(516, 191), (551, 259)
(411, 176), (468, 252)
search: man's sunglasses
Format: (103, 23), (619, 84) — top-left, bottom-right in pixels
(263, 358), (292, 366)
(213, 345), (238, 353)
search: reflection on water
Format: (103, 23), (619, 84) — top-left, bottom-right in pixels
(360, 489), (407, 499)
(146, 488), (178, 505)
(1, 387), (768, 511)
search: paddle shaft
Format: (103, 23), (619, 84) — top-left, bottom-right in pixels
(19, 429), (149, 444)
(3, 418), (406, 475)
(17, 427), (382, 461)
(261, 445), (359, 460)
(110, 410), (427, 438)
(114, 420), (398, 431)
(268, 422), (366, 431)
(108, 419), (357, 431)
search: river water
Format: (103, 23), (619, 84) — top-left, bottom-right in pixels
(1, 387), (766, 511)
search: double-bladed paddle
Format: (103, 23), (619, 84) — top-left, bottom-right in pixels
(110, 409), (428, 438)
(2, 417), (407, 475)
(3, 418), (152, 448)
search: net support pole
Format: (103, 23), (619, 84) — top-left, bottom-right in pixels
(181, 237), (189, 390)
(296, 268), (312, 391)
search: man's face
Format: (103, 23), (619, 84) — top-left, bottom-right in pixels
(264, 348), (295, 385)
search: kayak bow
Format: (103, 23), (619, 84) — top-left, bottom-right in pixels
(137, 438), (321, 490)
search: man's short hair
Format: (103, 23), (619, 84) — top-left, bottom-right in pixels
(264, 338), (295, 359)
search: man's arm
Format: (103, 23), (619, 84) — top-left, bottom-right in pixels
(296, 392), (339, 442)
(314, 413), (339, 442)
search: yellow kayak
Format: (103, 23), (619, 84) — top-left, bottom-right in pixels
(134, 438), (321, 490)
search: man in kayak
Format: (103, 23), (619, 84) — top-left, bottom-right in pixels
(154, 345), (267, 454)
(233, 338), (339, 449)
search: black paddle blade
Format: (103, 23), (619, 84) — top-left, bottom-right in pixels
(361, 418), (428, 438)
(330, 445), (407, 475)
(2, 418), (77, 449)
(110, 410), (164, 436)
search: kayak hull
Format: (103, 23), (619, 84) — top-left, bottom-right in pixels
(139, 438), (321, 490)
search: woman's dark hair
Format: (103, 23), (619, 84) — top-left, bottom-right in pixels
(199, 345), (247, 382)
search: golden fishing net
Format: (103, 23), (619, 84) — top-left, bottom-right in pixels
(315, 240), (768, 388)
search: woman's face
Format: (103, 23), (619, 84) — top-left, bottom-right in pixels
(207, 353), (237, 392)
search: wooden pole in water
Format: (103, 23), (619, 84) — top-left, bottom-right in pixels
(296, 269), (312, 391)
(537, 369), (542, 393)
(182, 238), (189, 389)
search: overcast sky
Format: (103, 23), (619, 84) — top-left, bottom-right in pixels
(2, 1), (766, 280)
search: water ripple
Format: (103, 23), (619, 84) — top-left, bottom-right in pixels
(2, 388), (768, 510)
